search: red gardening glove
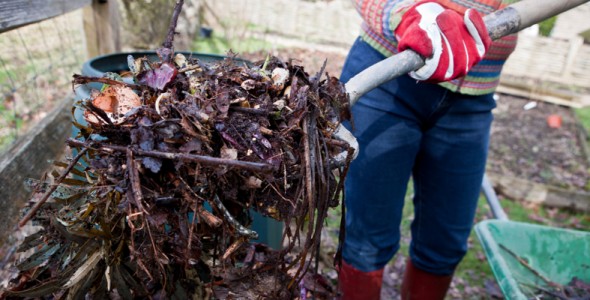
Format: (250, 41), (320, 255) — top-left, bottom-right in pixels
(395, 1), (491, 82)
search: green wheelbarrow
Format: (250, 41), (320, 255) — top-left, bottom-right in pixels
(476, 175), (590, 299)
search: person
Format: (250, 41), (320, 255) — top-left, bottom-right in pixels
(337, 0), (518, 299)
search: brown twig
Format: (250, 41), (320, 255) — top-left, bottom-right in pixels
(306, 115), (327, 278)
(72, 74), (143, 90)
(499, 243), (562, 289)
(176, 176), (217, 253)
(518, 282), (568, 300)
(222, 238), (246, 261)
(160, 0), (184, 63)
(128, 153), (165, 284)
(163, 0), (184, 49)
(85, 101), (114, 126)
(126, 148), (149, 214)
(19, 147), (89, 227)
(333, 147), (353, 268)
(188, 204), (198, 250)
(198, 208), (223, 228)
(288, 116), (316, 289)
(177, 180), (223, 228)
(178, 65), (202, 73)
(66, 138), (274, 173)
(145, 214), (166, 280)
(229, 106), (269, 116)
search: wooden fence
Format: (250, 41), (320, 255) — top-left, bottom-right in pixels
(203, 0), (361, 49)
(0, 0), (120, 245)
(502, 35), (590, 89)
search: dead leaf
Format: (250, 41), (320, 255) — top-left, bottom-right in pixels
(220, 146), (238, 160)
(85, 85), (141, 125)
(244, 176), (262, 189)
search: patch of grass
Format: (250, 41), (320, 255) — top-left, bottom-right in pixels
(538, 16), (557, 37)
(0, 68), (17, 86)
(0, 61), (45, 151)
(453, 196), (495, 288)
(325, 201), (341, 232)
(0, 101), (21, 151)
(575, 106), (590, 134)
(502, 198), (590, 230)
(581, 28), (590, 44)
(0, 62), (39, 85)
(245, 22), (266, 32)
(397, 183), (414, 257)
(192, 34), (274, 56)
(575, 107), (590, 187)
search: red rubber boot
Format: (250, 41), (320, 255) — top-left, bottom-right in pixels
(400, 260), (453, 300)
(338, 261), (384, 300)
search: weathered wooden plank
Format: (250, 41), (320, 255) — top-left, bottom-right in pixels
(489, 173), (590, 213)
(497, 78), (590, 108)
(502, 34), (590, 89)
(0, 0), (91, 34)
(0, 97), (71, 246)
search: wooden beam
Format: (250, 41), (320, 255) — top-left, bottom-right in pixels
(0, 97), (71, 246)
(83, 0), (121, 58)
(497, 77), (590, 108)
(0, 0), (91, 34)
(488, 173), (590, 213)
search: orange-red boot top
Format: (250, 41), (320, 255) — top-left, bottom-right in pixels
(338, 261), (384, 300)
(400, 260), (453, 300)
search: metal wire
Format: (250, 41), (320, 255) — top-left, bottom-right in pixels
(0, 56), (18, 140)
(16, 30), (43, 113)
(0, 13), (85, 152)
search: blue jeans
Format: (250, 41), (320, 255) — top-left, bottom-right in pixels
(341, 38), (496, 275)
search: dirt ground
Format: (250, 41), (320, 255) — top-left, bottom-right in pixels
(488, 95), (590, 190)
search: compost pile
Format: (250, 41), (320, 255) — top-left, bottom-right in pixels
(2, 2), (352, 299)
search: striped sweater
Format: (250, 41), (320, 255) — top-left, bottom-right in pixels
(354, 0), (519, 95)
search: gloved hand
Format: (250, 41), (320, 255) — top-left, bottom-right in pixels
(395, 1), (491, 82)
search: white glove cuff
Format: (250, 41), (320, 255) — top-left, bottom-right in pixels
(464, 9), (486, 58)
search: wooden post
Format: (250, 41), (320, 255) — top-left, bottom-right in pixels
(561, 36), (584, 81)
(83, 0), (121, 58)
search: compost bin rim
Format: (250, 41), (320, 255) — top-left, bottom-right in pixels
(82, 51), (250, 77)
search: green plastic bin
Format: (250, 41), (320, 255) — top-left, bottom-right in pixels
(251, 210), (283, 250)
(475, 219), (590, 299)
